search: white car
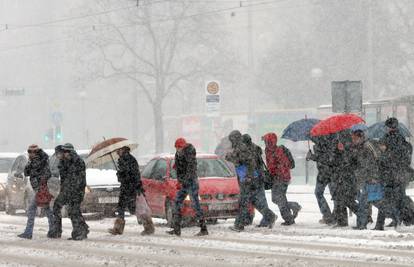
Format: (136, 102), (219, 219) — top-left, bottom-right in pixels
(0, 153), (20, 211)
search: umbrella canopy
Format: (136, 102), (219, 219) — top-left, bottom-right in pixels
(310, 114), (365, 137)
(367, 121), (412, 139)
(281, 118), (320, 142)
(86, 137), (138, 168)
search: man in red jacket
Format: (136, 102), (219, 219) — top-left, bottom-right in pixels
(263, 133), (301, 225)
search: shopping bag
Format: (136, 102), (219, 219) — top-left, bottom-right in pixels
(136, 194), (152, 218)
(35, 178), (53, 207)
(235, 165), (248, 182)
(366, 183), (384, 202)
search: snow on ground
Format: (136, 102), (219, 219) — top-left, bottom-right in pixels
(0, 185), (414, 267)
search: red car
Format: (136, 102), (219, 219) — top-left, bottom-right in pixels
(141, 153), (254, 225)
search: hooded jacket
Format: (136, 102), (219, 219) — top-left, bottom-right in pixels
(263, 133), (293, 182)
(225, 130), (256, 180)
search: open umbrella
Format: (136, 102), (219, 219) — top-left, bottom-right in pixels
(310, 114), (365, 137)
(86, 137), (138, 168)
(367, 121), (412, 139)
(281, 118), (320, 142)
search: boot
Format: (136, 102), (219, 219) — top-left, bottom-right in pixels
(17, 232), (32, 239)
(167, 214), (181, 236)
(195, 219), (208, 236)
(108, 218), (125, 235)
(140, 215), (155, 236)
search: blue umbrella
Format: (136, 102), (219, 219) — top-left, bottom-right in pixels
(367, 121), (412, 139)
(281, 118), (320, 142)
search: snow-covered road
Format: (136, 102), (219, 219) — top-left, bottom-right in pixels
(1, 186), (414, 267)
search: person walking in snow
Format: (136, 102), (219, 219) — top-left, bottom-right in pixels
(108, 146), (154, 236)
(18, 145), (54, 239)
(262, 133), (301, 226)
(241, 134), (277, 228)
(167, 138), (208, 236)
(48, 143), (89, 240)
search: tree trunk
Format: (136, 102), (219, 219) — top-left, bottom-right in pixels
(153, 102), (164, 153)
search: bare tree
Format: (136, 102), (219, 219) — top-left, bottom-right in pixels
(74, 0), (235, 152)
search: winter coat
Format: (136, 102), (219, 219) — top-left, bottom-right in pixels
(117, 152), (143, 199)
(24, 149), (51, 192)
(309, 142), (334, 183)
(263, 133), (293, 183)
(379, 130), (413, 185)
(350, 139), (381, 188)
(175, 143), (198, 186)
(225, 131), (256, 180)
(58, 152), (86, 202)
(330, 144), (357, 200)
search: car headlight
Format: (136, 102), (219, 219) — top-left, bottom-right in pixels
(185, 195), (201, 201)
(12, 184), (17, 190)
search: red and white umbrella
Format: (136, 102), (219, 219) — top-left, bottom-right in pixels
(86, 137), (138, 168)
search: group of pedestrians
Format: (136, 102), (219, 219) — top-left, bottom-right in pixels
(307, 117), (414, 230)
(16, 117), (413, 240)
(18, 143), (89, 240)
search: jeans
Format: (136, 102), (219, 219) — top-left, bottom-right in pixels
(271, 181), (299, 223)
(173, 182), (204, 225)
(23, 195), (53, 236)
(314, 179), (334, 220)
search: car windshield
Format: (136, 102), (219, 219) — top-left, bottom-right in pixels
(170, 158), (234, 179)
(0, 158), (15, 173)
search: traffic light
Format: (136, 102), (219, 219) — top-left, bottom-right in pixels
(55, 125), (62, 141)
(44, 128), (53, 143)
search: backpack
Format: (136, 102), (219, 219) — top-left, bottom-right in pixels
(280, 145), (295, 169)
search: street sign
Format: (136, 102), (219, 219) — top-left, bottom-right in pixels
(331, 81), (362, 113)
(205, 81), (220, 116)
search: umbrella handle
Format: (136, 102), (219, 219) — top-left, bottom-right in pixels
(103, 136), (119, 171)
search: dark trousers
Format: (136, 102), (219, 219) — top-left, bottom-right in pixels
(52, 193), (88, 238)
(173, 182), (204, 227)
(314, 179), (335, 220)
(117, 193), (136, 219)
(271, 181), (299, 223)
(375, 184), (404, 228)
(335, 192), (358, 226)
(235, 182), (275, 227)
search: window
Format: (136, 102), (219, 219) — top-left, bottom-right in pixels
(0, 158), (15, 173)
(141, 159), (157, 178)
(169, 158), (233, 179)
(151, 160), (167, 180)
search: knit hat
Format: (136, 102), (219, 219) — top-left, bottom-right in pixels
(27, 144), (40, 153)
(174, 138), (187, 149)
(385, 117), (399, 129)
(61, 143), (75, 151)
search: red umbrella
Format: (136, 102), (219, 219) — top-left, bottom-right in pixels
(310, 114), (365, 137)
(86, 137), (138, 168)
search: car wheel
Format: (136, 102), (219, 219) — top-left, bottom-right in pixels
(5, 195), (16, 215)
(165, 200), (173, 227)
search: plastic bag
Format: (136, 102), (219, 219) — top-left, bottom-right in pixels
(136, 194), (152, 218)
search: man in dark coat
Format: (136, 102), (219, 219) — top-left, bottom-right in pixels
(349, 126), (382, 229)
(18, 145), (54, 239)
(225, 130), (257, 232)
(307, 136), (336, 225)
(376, 117), (413, 229)
(108, 146), (154, 236)
(330, 133), (359, 227)
(167, 138), (208, 236)
(241, 134), (277, 228)
(48, 143), (89, 240)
